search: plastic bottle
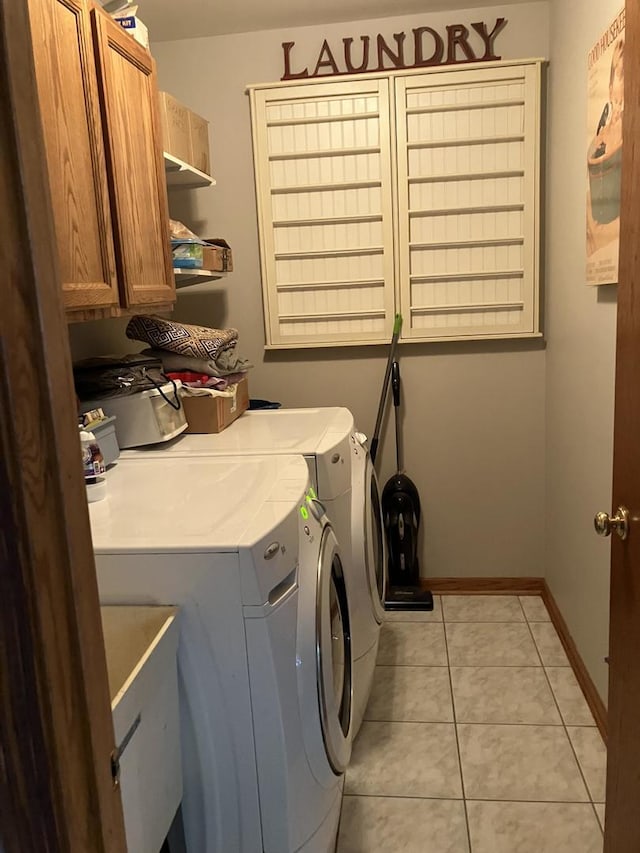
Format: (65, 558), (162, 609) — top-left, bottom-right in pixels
(80, 429), (107, 502)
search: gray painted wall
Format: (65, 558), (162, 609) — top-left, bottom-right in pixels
(543, 0), (620, 702)
(147, 3), (550, 580)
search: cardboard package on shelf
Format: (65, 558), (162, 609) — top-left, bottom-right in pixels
(160, 91), (211, 175)
(181, 377), (248, 434)
(202, 239), (233, 273)
(188, 111), (211, 175)
(158, 92), (191, 165)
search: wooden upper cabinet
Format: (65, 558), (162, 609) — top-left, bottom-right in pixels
(91, 9), (175, 308)
(28, 0), (119, 312)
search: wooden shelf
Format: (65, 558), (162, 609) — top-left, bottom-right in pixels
(174, 268), (225, 288)
(164, 152), (216, 188)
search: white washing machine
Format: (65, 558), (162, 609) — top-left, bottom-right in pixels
(89, 454), (352, 853)
(120, 407), (384, 735)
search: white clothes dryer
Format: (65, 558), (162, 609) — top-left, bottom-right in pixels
(90, 454), (352, 853)
(120, 407), (382, 733)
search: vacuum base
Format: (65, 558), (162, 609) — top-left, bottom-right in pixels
(385, 586), (434, 611)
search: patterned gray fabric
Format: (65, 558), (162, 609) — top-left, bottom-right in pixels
(141, 348), (253, 377)
(126, 315), (238, 360)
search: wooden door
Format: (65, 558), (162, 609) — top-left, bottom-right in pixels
(27, 0), (119, 313)
(91, 8), (175, 309)
(604, 1), (640, 850)
(0, 0), (126, 850)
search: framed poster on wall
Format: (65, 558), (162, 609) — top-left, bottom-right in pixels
(586, 7), (625, 285)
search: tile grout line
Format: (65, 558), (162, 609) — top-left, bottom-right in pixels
(590, 801), (605, 836)
(521, 602), (602, 834)
(376, 599), (603, 846)
(515, 595), (528, 622)
(442, 614), (473, 853)
(365, 718), (568, 727)
(342, 791), (605, 805)
(376, 663), (572, 668)
(459, 596), (603, 840)
(370, 596), (603, 853)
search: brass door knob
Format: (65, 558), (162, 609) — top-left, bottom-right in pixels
(594, 506), (630, 540)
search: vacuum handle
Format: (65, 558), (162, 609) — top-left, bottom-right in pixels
(391, 361), (400, 407)
(392, 361), (402, 472)
(370, 314), (402, 466)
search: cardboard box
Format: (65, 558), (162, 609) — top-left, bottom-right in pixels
(113, 13), (149, 49)
(188, 111), (211, 175)
(158, 92), (191, 164)
(202, 239), (233, 273)
(181, 377), (248, 434)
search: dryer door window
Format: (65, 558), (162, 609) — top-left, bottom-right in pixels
(317, 525), (352, 773)
(366, 461), (386, 622)
(329, 563), (349, 733)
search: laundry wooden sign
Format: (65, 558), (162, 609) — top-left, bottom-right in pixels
(281, 18), (508, 81)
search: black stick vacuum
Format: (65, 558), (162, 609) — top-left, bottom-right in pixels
(381, 361), (433, 611)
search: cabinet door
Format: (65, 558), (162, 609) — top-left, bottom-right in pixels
(28, 0), (119, 312)
(91, 9), (175, 308)
(250, 78), (396, 349)
(395, 62), (542, 342)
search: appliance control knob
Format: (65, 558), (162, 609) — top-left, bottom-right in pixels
(263, 542), (280, 560)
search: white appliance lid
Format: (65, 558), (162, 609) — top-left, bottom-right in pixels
(120, 407), (355, 457)
(89, 454), (309, 553)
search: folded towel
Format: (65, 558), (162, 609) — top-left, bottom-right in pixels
(215, 349), (253, 374)
(141, 348), (253, 377)
(126, 315), (238, 361)
(180, 383), (240, 399)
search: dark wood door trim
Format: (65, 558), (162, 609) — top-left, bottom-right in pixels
(0, 2), (126, 851)
(541, 582), (608, 742)
(421, 576), (545, 594)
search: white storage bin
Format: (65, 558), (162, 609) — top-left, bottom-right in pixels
(83, 382), (187, 448)
(101, 606), (181, 853)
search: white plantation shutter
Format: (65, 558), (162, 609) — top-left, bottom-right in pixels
(394, 63), (541, 340)
(250, 79), (396, 348)
(249, 61), (542, 348)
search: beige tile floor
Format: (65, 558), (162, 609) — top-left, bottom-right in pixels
(337, 595), (606, 853)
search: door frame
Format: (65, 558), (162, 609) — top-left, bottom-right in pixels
(0, 2), (127, 851)
(2, 0), (639, 850)
(604, 0), (640, 849)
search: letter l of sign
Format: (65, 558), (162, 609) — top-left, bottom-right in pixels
(281, 41), (309, 80)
